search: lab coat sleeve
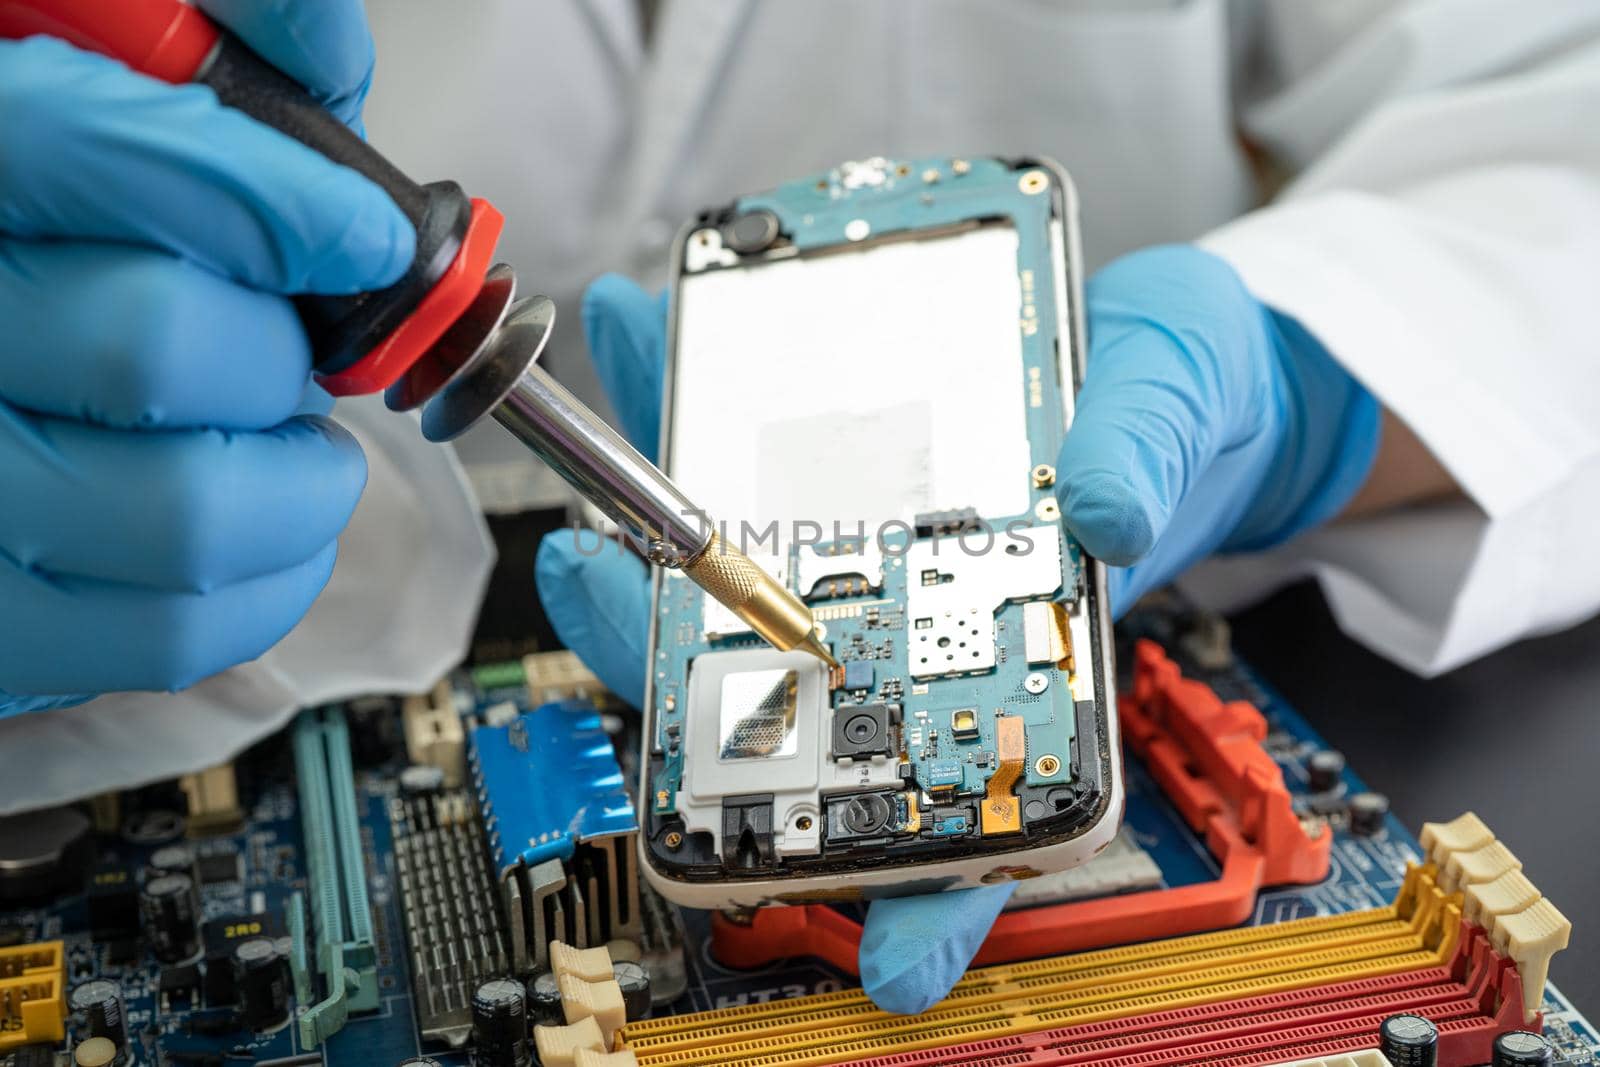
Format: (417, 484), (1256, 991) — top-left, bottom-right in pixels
(1184, 5), (1600, 675)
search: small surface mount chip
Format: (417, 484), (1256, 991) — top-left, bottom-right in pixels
(842, 660), (875, 692)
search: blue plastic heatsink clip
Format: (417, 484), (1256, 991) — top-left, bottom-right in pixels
(471, 700), (637, 874)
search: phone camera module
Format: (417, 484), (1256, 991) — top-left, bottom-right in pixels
(832, 705), (892, 760)
(722, 209), (782, 254)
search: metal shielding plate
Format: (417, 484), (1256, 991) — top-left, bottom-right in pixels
(718, 669), (800, 762)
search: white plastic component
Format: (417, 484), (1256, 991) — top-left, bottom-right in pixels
(481, 701), (520, 728)
(1439, 838), (1521, 894)
(1418, 811), (1492, 866)
(1491, 897), (1572, 1022)
(1462, 869), (1540, 930)
(534, 1016), (606, 1067)
(574, 1050), (640, 1067)
(550, 940), (615, 985)
(1270, 1053), (1393, 1067)
(906, 526), (1063, 679)
(559, 973), (627, 1045)
(1419, 811), (1570, 1020)
(402, 680), (465, 787)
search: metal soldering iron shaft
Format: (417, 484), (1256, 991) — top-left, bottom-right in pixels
(492, 361), (708, 568)
(410, 284), (835, 667)
(490, 362), (838, 668)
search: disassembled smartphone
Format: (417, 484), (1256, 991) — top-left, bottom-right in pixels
(640, 156), (1122, 908)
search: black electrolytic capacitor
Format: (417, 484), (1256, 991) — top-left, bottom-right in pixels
(232, 937), (290, 1030)
(1349, 791), (1391, 836)
(1305, 749), (1346, 792)
(140, 873), (201, 963)
(613, 961), (652, 1021)
(526, 971), (564, 1027)
(69, 978), (127, 1052)
(1492, 1030), (1555, 1066)
(1379, 1013), (1439, 1066)
(148, 843), (196, 878)
(471, 978), (532, 1067)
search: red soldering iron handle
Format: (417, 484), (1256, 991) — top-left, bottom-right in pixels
(0, 0), (501, 396)
(0, 0), (219, 83)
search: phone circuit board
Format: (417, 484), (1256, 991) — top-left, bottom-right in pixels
(642, 156), (1119, 894)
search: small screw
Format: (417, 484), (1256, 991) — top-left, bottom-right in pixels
(1024, 672), (1049, 694)
(663, 831), (683, 850)
(795, 816), (813, 832)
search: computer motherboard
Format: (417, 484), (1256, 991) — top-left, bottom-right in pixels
(0, 599), (1591, 1067)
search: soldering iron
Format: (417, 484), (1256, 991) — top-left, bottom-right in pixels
(0, 0), (837, 670)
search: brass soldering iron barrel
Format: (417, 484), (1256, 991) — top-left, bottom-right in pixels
(683, 534), (836, 665)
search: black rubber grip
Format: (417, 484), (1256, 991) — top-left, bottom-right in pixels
(197, 33), (469, 377)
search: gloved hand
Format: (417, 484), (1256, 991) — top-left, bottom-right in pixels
(0, 1), (414, 716)
(535, 247), (1379, 1015)
(1057, 245), (1379, 609)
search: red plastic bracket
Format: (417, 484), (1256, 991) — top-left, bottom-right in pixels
(712, 639), (1334, 972)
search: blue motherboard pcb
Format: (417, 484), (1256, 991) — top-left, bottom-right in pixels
(1, 615), (1595, 1066)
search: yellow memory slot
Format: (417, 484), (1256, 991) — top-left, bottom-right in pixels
(628, 867), (1444, 1043)
(626, 867), (1459, 1067)
(629, 866), (1446, 1044)
(632, 924), (1429, 1056)
(638, 952), (1444, 1067)
(631, 939), (1443, 1065)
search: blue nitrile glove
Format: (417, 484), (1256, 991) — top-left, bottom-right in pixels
(534, 275), (1016, 1016)
(1057, 246), (1380, 612)
(0, 1), (414, 716)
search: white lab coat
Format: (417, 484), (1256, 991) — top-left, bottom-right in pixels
(363, 0), (1600, 676)
(7, 0), (1597, 811)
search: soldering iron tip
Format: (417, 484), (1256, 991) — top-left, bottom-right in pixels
(797, 629), (839, 669)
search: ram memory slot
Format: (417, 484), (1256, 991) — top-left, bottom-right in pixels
(292, 709), (379, 1046)
(622, 867), (1460, 1067)
(843, 972), (1491, 1066)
